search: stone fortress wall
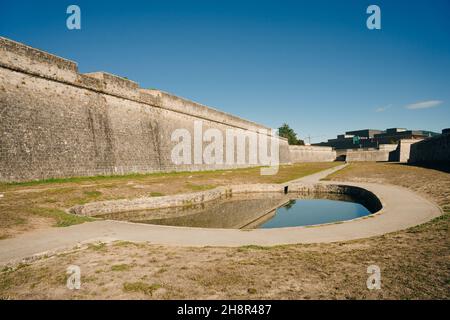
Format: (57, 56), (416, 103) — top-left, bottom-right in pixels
(345, 144), (398, 162)
(5, 36), (444, 183)
(409, 131), (450, 164)
(288, 145), (336, 162)
(0, 37), (298, 182)
(343, 134), (449, 164)
(389, 139), (422, 163)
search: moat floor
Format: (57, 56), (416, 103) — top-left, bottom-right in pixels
(0, 162), (449, 299)
(0, 164), (441, 264)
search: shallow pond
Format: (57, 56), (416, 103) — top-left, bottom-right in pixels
(101, 192), (373, 229)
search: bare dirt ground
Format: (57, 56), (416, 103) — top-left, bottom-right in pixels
(0, 162), (449, 299)
(0, 162), (339, 239)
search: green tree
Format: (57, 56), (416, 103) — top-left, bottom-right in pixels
(278, 123), (304, 145)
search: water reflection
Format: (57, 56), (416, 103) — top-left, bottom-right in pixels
(101, 192), (373, 229)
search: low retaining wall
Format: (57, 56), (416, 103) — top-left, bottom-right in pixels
(409, 133), (450, 163)
(69, 185), (282, 216)
(288, 145), (336, 162)
(288, 183), (382, 213)
(345, 144), (397, 162)
(69, 182), (382, 217)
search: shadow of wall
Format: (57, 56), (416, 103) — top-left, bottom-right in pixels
(408, 133), (450, 173)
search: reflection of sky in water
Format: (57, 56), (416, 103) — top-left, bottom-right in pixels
(104, 193), (373, 229)
(259, 199), (371, 229)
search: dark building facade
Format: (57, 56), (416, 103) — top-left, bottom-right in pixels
(373, 128), (437, 145)
(314, 128), (439, 150)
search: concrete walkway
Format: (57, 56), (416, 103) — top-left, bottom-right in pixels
(0, 164), (442, 265)
(290, 163), (348, 183)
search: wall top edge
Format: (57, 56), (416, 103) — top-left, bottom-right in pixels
(0, 36), (78, 71)
(0, 36), (281, 135)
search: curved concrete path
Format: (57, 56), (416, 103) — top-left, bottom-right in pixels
(0, 164), (442, 265)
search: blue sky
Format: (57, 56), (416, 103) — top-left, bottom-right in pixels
(1, 0), (449, 143)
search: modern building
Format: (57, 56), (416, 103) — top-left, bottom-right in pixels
(314, 128), (439, 150)
(346, 129), (384, 138)
(373, 128), (437, 145)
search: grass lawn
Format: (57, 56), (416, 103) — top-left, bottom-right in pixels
(0, 162), (448, 299)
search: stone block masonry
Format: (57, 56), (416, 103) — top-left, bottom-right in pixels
(345, 144), (398, 162)
(409, 131), (450, 164)
(288, 145), (336, 162)
(389, 139), (422, 163)
(0, 37), (293, 182)
(334, 136), (448, 164)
